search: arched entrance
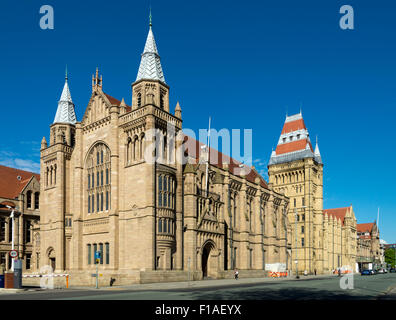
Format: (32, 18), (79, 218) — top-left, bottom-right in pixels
(201, 240), (217, 279)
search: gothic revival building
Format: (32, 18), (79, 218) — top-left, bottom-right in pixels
(0, 165), (40, 273)
(268, 113), (357, 275)
(356, 222), (381, 271)
(38, 21), (289, 285)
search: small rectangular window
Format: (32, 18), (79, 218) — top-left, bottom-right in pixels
(88, 244), (91, 264)
(106, 192), (109, 210)
(26, 254), (31, 270)
(99, 243), (103, 264)
(105, 243), (109, 265)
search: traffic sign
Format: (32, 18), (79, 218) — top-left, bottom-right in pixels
(9, 250), (18, 258)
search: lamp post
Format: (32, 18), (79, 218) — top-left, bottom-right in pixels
(5, 205), (16, 272)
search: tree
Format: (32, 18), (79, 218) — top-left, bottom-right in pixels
(385, 248), (396, 267)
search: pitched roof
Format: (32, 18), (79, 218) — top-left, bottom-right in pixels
(183, 135), (268, 189)
(0, 165), (40, 200)
(357, 223), (374, 233)
(104, 93), (132, 112)
(323, 207), (350, 225)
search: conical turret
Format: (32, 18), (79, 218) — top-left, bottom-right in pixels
(53, 71), (77, 124)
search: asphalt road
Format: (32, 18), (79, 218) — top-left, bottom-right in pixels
(1, 273), (396, 300)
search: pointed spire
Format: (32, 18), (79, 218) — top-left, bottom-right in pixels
(120, 98), (126, 107)
(136, 13), (166, 84)
(175, 101), (182, 119)
(314, 135), (323, 164)
(53, 71), (77, 124)
(41, 136), (48, 150)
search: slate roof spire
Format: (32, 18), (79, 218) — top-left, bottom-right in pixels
(53, 68), (77, 124)
(136, 11), (166, 83)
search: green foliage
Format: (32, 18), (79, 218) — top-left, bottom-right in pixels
(385, 248), (396, 267)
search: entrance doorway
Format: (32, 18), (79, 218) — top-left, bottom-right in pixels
(202, 245), (210, 278)
(201, 241), (217, 279)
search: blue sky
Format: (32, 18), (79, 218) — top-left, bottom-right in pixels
(0, 0), (395, 243)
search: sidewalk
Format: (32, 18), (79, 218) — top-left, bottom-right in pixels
(70, 274), (337, 292)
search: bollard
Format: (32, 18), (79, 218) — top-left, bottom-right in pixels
(66, 275), (69, 289)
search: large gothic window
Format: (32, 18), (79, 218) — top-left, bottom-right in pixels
(86, 143), (111, 214)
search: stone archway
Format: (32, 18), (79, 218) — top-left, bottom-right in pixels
(201, 240), (218, 279)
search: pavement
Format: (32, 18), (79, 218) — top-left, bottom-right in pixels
(1, 273), (396, 300)
(67, 273), (336, 291)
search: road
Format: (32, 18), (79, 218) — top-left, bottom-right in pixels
(0, 273), (395, 300)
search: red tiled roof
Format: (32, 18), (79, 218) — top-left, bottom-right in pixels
(104, 93), (132, 112)
(357, 223), (374, 233)
(281, 119), (307, 134)
(0, 165), (40, 199)
(184, 136), (268, 189)
(275, 139), (313, 155)
(323, 207), (350, 225)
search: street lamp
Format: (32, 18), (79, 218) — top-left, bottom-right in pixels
(294, 206), (307, 279)
(5, 205), (18, 272)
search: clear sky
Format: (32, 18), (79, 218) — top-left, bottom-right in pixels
(0, 0), (395, 243)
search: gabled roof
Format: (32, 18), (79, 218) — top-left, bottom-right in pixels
(357, 223), (374, 233)
(183, 135), (268, 189)
(0, 165), (40, 200)
(323, 207), (350, 226)
(104, 93), (131, 112)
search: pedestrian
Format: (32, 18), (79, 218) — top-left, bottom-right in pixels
(234, 268), (239, 280)
(338, 268), (341, 277)
(314, 269), (317, 276)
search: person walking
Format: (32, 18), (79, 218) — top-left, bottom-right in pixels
(234, 268), (239, 280)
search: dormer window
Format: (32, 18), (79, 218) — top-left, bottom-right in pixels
(289, 136), (293, 141)
(297, 134), (301, 139)
(282, 138), (286, 143)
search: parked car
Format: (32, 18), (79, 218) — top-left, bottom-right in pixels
(370, 270), (376, 275)
(377, 269), (385, 274)
(390, 268), (396, 273)
(361, 270), (371, 275)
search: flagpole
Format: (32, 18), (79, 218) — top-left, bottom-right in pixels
(205, 117), (211, 197)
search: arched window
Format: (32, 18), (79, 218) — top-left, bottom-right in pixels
(137, 93), (142, 108)
(86, 143), (111, 214)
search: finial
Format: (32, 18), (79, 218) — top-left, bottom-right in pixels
(149, 6), (152, 27)
(300, 102), (303, 115)
(65, 65), (68, 81)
